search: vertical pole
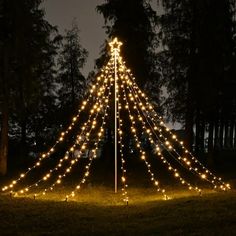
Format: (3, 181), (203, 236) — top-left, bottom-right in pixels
(114, 49), (118, 193)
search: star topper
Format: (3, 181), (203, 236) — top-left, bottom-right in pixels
(109, 37), (123, 53)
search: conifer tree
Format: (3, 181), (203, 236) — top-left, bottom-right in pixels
(158, 0), (236, 154)
(0, 0), (59, 174)
(57, 20), (88, 119)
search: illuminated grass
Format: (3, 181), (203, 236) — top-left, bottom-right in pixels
(0, 186), (236, 235)
(13, 186), (215, 204)
(5, 185), (215, 205)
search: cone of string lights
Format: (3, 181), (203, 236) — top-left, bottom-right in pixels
(1, 38), (231, 203)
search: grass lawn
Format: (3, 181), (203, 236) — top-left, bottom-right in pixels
(0, 186), (236, 235)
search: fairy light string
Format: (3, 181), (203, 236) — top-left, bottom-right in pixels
(44, 75), (114, 197)
(120, 74), (169, 200)
(16, 75), (113, 196)
(3, 59), (115, 194)
(117, 81), (129, 203)
(122, 77), (201, 193)
(2, 69), (111, 193)
(125, 78), (204, 190)
(1, 37), (230, 202)
(66, 72), (115, 201)
(122, 63), (228, 190)
(131, 86), (229, 190)
(123, 62), (230, 190)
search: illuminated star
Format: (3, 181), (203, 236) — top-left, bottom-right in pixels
(109, 37), (123, 52)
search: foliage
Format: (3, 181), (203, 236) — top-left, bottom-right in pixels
(158, 0), (236, 153)
(97, 0), (160, 97)
(0, 0), (61, 172)
(158, 0), (236, 122)
(57, 20), (88, 121)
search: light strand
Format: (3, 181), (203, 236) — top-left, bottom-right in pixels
(123, 63), (230, 191)
(121, 77), (169, 200)
(124, 78), (201, 193)
(66, 80), (113, 200)
(117, 84), (129, 204)
(8, 62), (114, 195)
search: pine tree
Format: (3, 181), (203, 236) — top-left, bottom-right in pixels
(158, 0), (236, 154)
(96, 0), (159, 92)
(0, 0), (59, 174)
(96, 0), (161, 162)
(57, 20), (88, 120)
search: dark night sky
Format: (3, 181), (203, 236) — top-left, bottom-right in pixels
(43, 0), (160, 77)
(43, 0), (106, 76)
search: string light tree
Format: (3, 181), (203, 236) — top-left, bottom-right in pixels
(1, 38), (231, 204)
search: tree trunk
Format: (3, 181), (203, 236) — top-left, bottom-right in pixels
(229, 120), (234, 149)
(224, 121), (229, 149)
(20, 119), (27, 158)
(184, 0), (197, 152)
(199, 118), (205, 153)
(234, 122), (236, 149)
(185, 88), (194, 151)
(207, 120), (214, 166)
(0, 47), (9, 176)
(70, 61), (75, 109)
(219, 119), (224, 149)
(214, 118), (219, 151)
(0, 103), (9, 176)
(195, 108), (201, 155)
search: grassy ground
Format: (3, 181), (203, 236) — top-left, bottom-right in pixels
(0, 186), (236, 236)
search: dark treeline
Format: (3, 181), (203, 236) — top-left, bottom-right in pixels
(158, 0), (236, 162)
(0, 0), (87, 175)
(0, 0), (236, 175)
(96, 0), (236, 164)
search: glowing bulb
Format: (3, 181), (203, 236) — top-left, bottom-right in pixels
(175, 173), (179, 177)
(201, 174), (206, 179)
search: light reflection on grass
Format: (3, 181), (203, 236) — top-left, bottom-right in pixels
(1, 186), (235, 235)
(11, 186), (221, 206)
